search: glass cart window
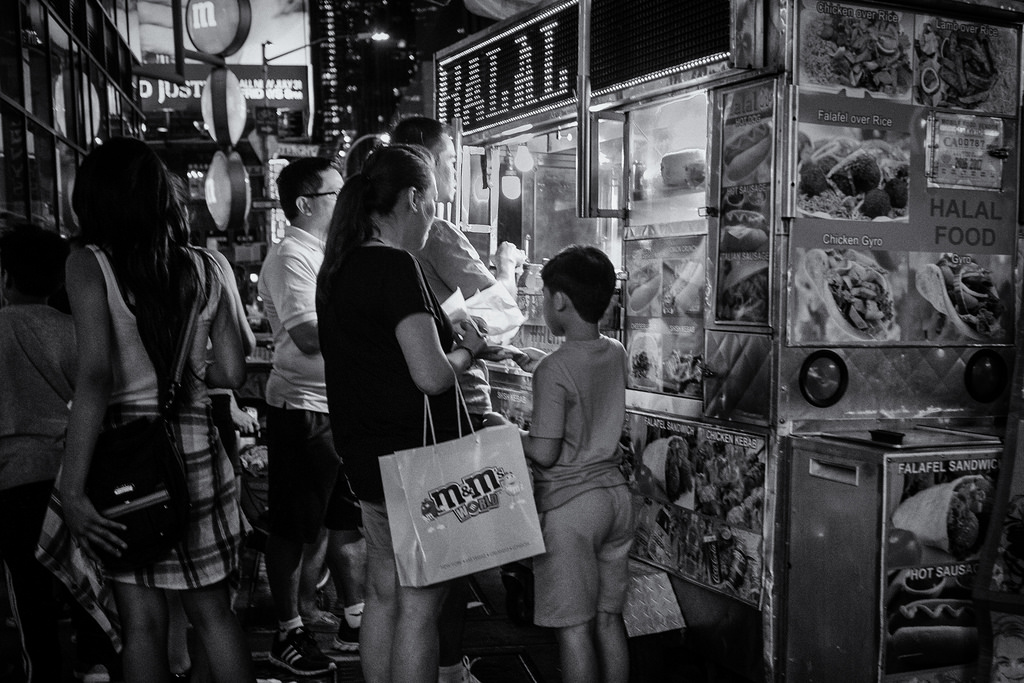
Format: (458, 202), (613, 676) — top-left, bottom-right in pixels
(512, 129), (623, 267)
(627, 92), (709, 228)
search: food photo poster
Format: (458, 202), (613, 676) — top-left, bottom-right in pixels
(717, 81), (774, 325)
(882, 454), (1000, 679)
(624, 413), (765, 605)
(796, 0), (1019, 116)
(788, 90), (1015, 347)
(625, 236), (706, 397)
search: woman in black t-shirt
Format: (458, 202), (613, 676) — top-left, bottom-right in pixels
(316, 145), (486, 683)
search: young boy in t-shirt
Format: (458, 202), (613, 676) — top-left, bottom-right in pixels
(517, 244), (633, 683)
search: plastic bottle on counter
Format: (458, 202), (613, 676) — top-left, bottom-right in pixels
(523, 263), (543, 294)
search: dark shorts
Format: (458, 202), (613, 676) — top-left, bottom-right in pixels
(266, 406), (361, 542)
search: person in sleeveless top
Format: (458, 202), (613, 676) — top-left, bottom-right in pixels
(55, 137), (256, 682)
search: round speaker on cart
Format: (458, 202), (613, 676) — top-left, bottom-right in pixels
(964, 349), (1007, 403)
(798, 350), (848, 408)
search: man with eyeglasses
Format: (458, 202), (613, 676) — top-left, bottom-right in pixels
(258, 157), (365, 676)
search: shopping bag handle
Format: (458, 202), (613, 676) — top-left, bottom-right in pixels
(421, 379), (475, 446)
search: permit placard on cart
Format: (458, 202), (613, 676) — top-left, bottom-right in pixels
(380, 423), (545, 587)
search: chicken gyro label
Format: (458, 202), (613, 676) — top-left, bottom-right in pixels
(420, 467), (522, 523)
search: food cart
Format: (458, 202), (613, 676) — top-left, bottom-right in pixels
(434, 0), (1023, 679)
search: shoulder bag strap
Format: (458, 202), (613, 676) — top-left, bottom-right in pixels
(160, 289), (203, 417)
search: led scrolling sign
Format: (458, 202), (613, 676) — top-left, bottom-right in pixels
(436, 0), (734, 136)
(435, 1), (578, 134)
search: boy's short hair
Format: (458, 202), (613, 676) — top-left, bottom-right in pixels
(276, 156), (336, 221)
(0, 222), (69, 298)
(541, 245), (615, 323)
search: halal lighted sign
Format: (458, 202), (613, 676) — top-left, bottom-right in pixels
(186, 0), (251, 57)
(435, 0), (577, 134)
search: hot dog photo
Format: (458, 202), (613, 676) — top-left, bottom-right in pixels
(722, 119), (773, 187)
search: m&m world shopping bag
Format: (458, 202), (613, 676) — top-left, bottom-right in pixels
(379, 422), (545, 587)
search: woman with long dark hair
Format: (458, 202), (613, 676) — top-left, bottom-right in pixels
(316, 145), (487, 683)
(55, 137), (255, 682)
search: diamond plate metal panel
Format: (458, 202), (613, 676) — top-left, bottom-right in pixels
(779, 346), (1013, 424)
(623, 560), (686, 637)
(704, 331), (772, 426)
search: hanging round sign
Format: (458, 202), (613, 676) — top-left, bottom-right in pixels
(205, 150), (251, 232)
(186, 0), (251, 57)
(200, 67), (247, 146)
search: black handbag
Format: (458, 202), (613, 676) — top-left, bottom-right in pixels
(85, 297), (201, 572)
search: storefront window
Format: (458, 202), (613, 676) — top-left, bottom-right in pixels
(107, 83), (121, 137)
(70, 43), (84, 144)
(21, 2), (53, 126)
(127, 0), (141, 61)
(82, 65), (104, 142)
(92, 66), (108, 142)
(105, 22), (118, 75)
(0, 103), (28, 219)
(56, 140), (77, 237)
(86, 2), (103, 66)
(50, 15), (72, 138)
(0, 1), (20, 101)
(122, 95), (138, 138)
(27, 121), (57, 230)
(115, 0), (129, 47)
(120, 44), (133, 94)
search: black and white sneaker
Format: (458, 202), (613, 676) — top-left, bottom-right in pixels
(268, 626), (336, 676)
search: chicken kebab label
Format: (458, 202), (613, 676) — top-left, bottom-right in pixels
(624, 236), (705, 397)
(882, 456), (1000, 679)
(623, 414), (766, 605)
(789, 91), (1015, 346)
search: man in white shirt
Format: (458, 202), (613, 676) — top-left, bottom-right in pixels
(258, 157), (364, 676)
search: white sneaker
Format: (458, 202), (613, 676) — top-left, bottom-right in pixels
(438, 656), (481, 683)
(76, 664), (111, 683)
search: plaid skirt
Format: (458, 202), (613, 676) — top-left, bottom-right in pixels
(35, 402), (242, 650)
